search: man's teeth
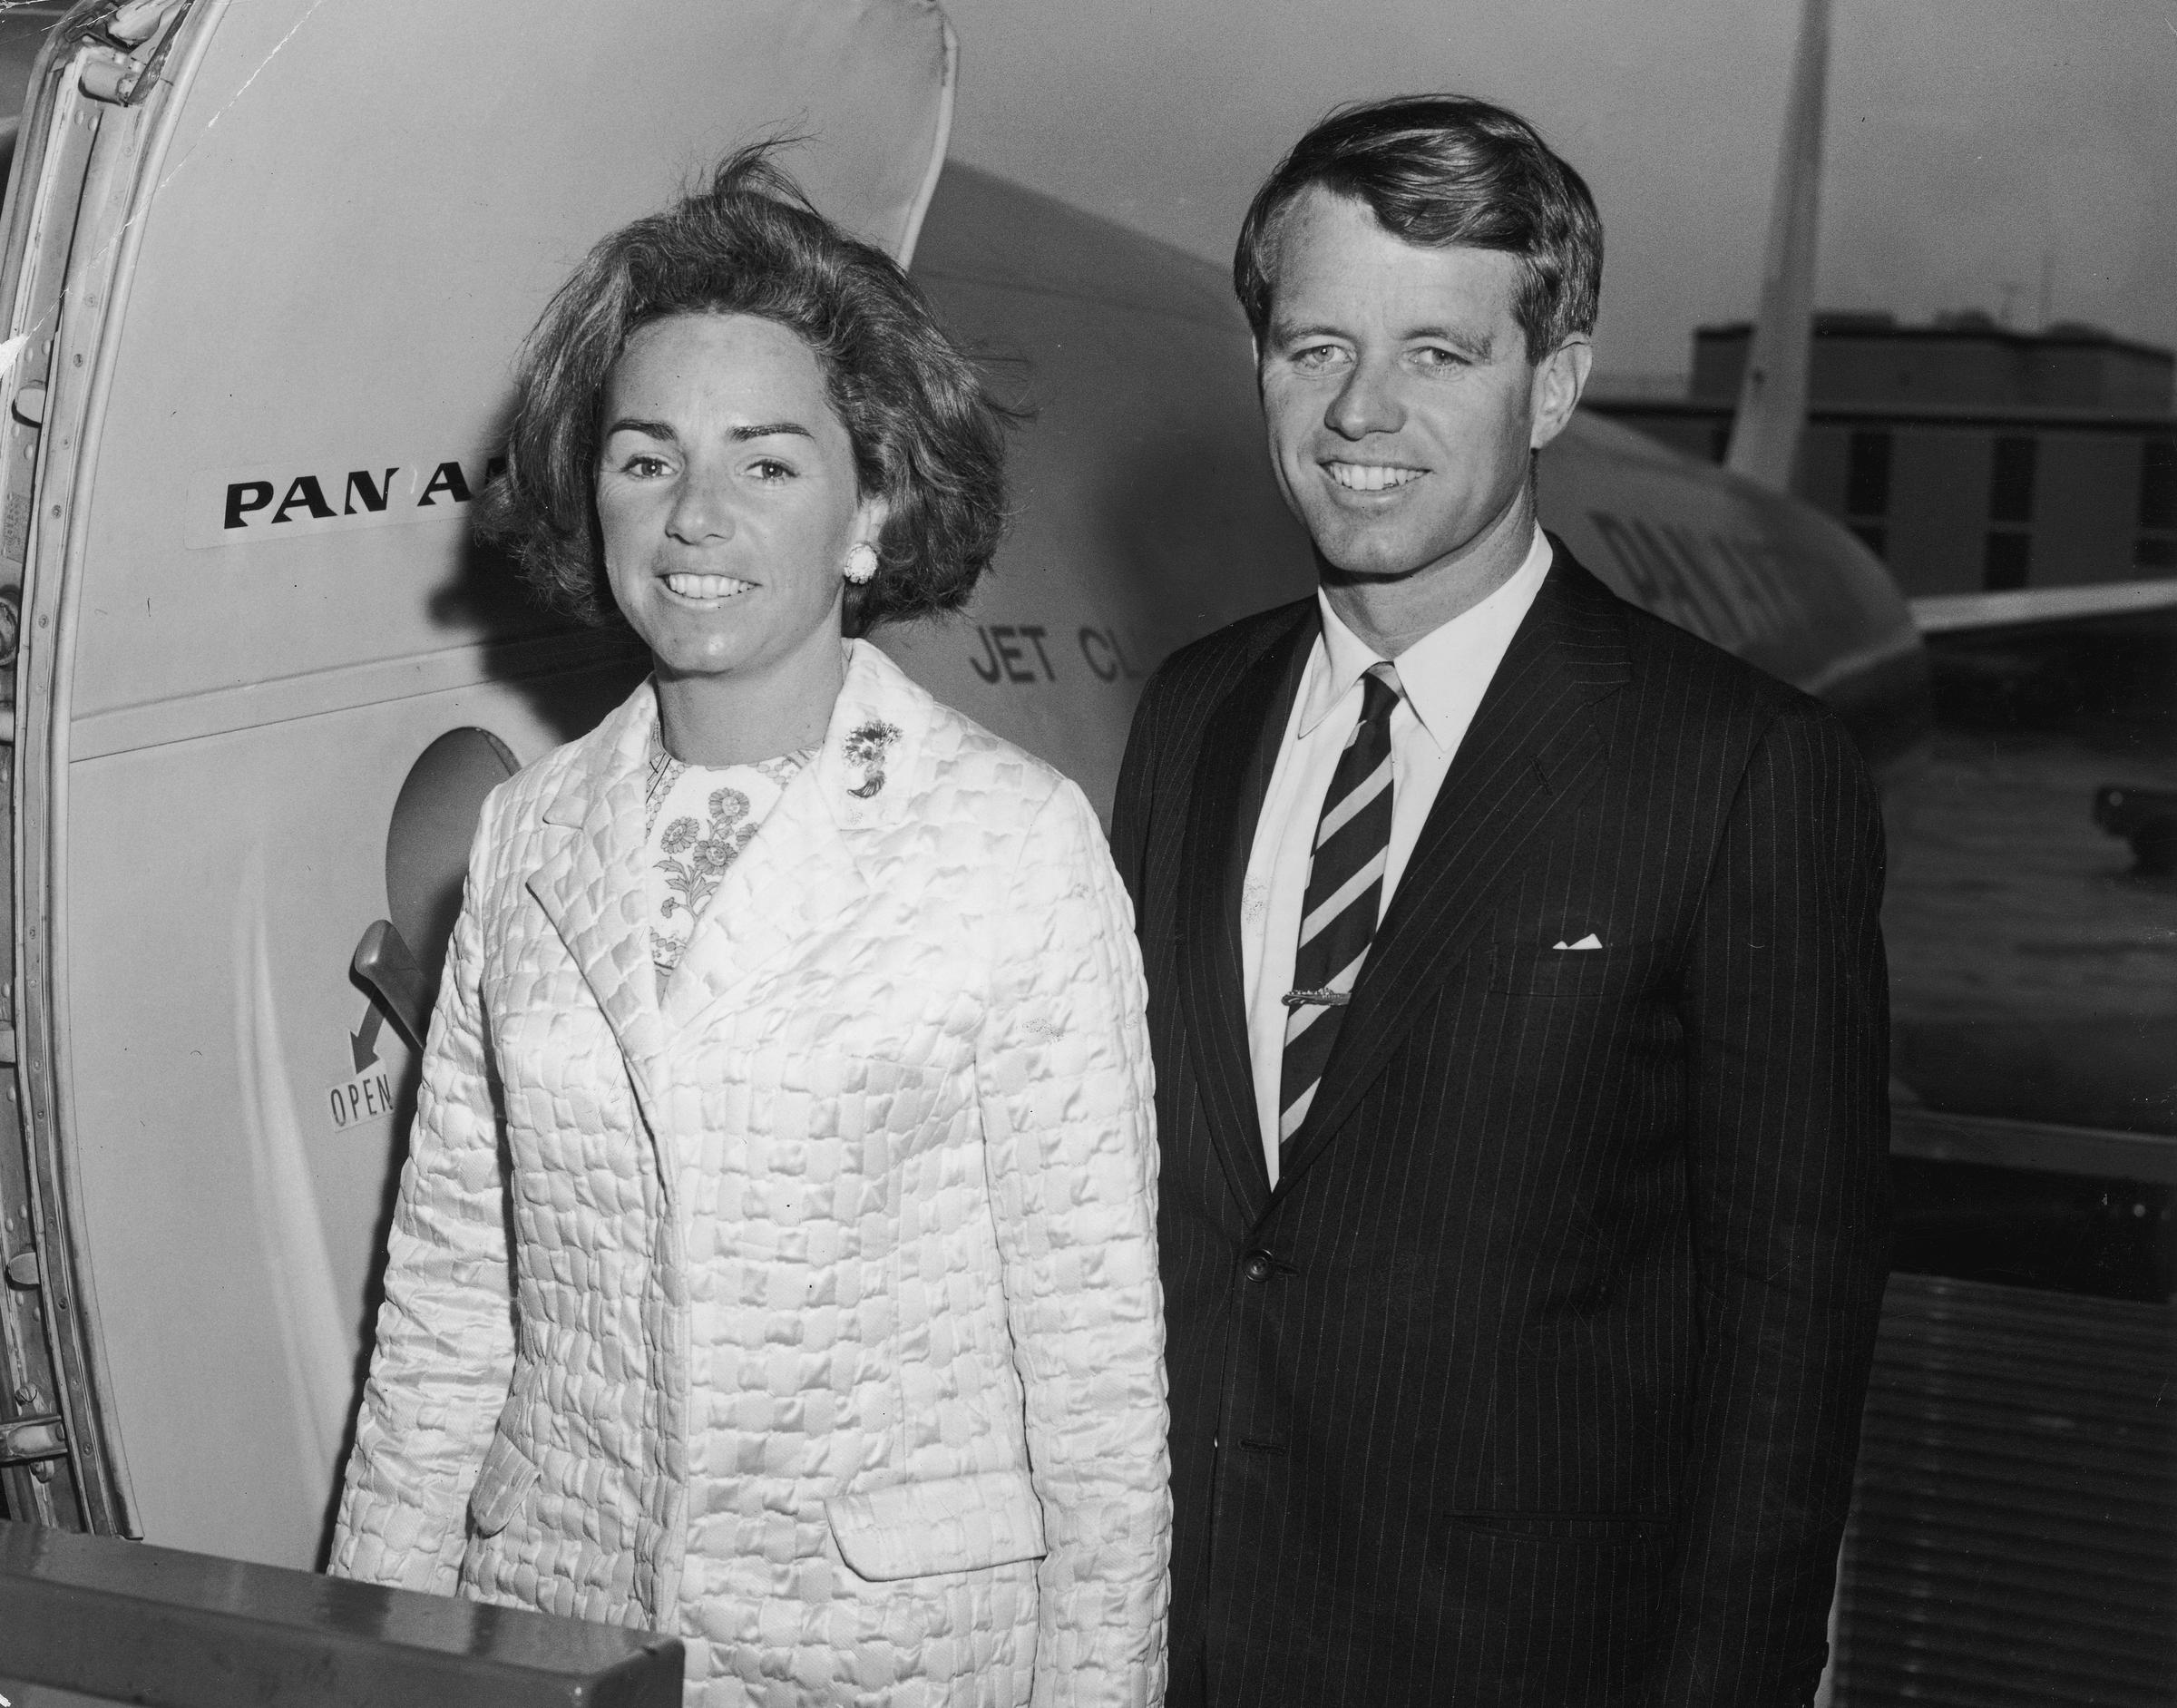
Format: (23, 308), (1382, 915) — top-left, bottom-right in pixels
(1326, 463), (1422, 493)
(664, 572), (753, 600)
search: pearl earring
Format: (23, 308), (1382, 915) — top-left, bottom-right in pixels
(844, 542), (878, 585)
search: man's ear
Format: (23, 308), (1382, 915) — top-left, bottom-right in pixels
(1528, 334), (1594, 451)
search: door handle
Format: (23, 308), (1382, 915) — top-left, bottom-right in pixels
(351, 919), (430, 1053)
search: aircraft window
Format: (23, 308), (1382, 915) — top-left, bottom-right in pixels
(1988, 434), (2038, 525)
(1846, 430), (1893, 519)
(2139, 436), (2175, 532)
(1982, 530), (2031, 591)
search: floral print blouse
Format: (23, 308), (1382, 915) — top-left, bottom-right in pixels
(643, 737), (814, 995)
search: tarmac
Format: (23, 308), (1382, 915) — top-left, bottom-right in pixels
(1888, 613), (2177, 1137)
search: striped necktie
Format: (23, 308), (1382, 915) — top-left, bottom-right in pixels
(1278, 661), (1401, 1149)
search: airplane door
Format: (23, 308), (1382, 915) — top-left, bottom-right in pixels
(0, 0), (953, 1567)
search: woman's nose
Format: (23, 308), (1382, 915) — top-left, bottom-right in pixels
(1324, 359), (1404, 440)
(666, 468), (735, 544)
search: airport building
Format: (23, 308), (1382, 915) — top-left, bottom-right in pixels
(1591, 313), (2177, 597)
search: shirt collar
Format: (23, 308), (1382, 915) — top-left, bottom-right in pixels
(1299, 525), (1555, 744)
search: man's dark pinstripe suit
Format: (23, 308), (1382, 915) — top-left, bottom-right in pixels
(1110, 545), (1893, 1707)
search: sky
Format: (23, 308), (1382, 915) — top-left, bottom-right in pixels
(0, 3), (2164, 384)
(936, 0), (2177, 384)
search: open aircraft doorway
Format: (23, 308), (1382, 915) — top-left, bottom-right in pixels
(0, 0), (956, 1565)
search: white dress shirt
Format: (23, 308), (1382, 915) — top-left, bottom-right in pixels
(1242, 526), (1553, 1183)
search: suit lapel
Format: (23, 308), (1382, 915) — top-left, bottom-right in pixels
(1274, 553), (1633, 1195)
(1175, 603), (1316, 1225)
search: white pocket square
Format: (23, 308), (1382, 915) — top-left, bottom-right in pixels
(1552, 933), (1604, 951)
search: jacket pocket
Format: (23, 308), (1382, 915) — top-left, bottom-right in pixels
(467, 1431), (540, 1539)
(1488, 938), (1664, 998)
(825, 1468), (1047, 1583)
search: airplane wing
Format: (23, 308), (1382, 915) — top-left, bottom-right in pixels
(1909, 581), (2177, 634)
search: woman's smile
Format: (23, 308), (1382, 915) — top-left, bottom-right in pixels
(659, 570), (756, 603)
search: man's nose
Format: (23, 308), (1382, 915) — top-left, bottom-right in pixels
(666, 466), (735, 543)
(1324, 359), (1404, 440)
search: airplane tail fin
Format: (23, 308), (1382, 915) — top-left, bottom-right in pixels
(896, 17), (959, 268)
(1724, 0), (1832, 491)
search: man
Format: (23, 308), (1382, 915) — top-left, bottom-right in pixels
(1110, 95), (1891, 1707)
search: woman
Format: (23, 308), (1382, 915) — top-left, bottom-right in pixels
(330, 149), (1169, 1706)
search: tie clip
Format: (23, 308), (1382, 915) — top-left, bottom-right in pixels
(1282, 987), (1351, 1009)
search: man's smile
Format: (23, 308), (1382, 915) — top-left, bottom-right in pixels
(1322, 460), (1426, 493)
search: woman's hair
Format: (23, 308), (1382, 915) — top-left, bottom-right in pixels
(480, 143), (1011, 631)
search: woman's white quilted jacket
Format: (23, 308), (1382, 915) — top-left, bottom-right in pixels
(330, 642), (1170, 1705)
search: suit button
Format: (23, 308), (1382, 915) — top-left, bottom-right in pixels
(1242, 1250), (1274, 1283)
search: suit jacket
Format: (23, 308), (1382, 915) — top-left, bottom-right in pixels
(1109, 548), (1892, 1708)
(334, 641), (1170, 1707)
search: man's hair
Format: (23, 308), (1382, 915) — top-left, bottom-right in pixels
(1233, 94), (1604, 362)
(481, 143), (1011, 633)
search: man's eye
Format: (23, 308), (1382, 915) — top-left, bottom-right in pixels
(1411, 346), (1469, 371)
(750, 458), (796, 482)
(1289, 344), (1349, 374)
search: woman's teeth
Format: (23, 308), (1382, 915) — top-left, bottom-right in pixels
(664, 572), (753, 600)
(1326, 463), (1422, 493)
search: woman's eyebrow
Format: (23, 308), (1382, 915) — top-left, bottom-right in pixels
(601, 416), (677, 441)
(600, 417), (816, 443)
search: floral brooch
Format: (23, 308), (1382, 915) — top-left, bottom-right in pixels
(844, 718), (901, 798)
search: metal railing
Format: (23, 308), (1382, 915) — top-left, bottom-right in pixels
(1891, 1102), (2177, 1186)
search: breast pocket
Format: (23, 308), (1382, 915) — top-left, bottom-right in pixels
(1488, 938), (1670, 999)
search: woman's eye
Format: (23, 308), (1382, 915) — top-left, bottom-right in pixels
(617, 453), (670, 478)
(749, 458), (796, 482)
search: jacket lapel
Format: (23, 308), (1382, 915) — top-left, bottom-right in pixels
(1274, 553), (1633, 1196)
(1175, 602), (1317, 1225)
(522, 646), (919, 1192)
(659, 643), (909, 1032)
(525, 686), (674, 1166)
